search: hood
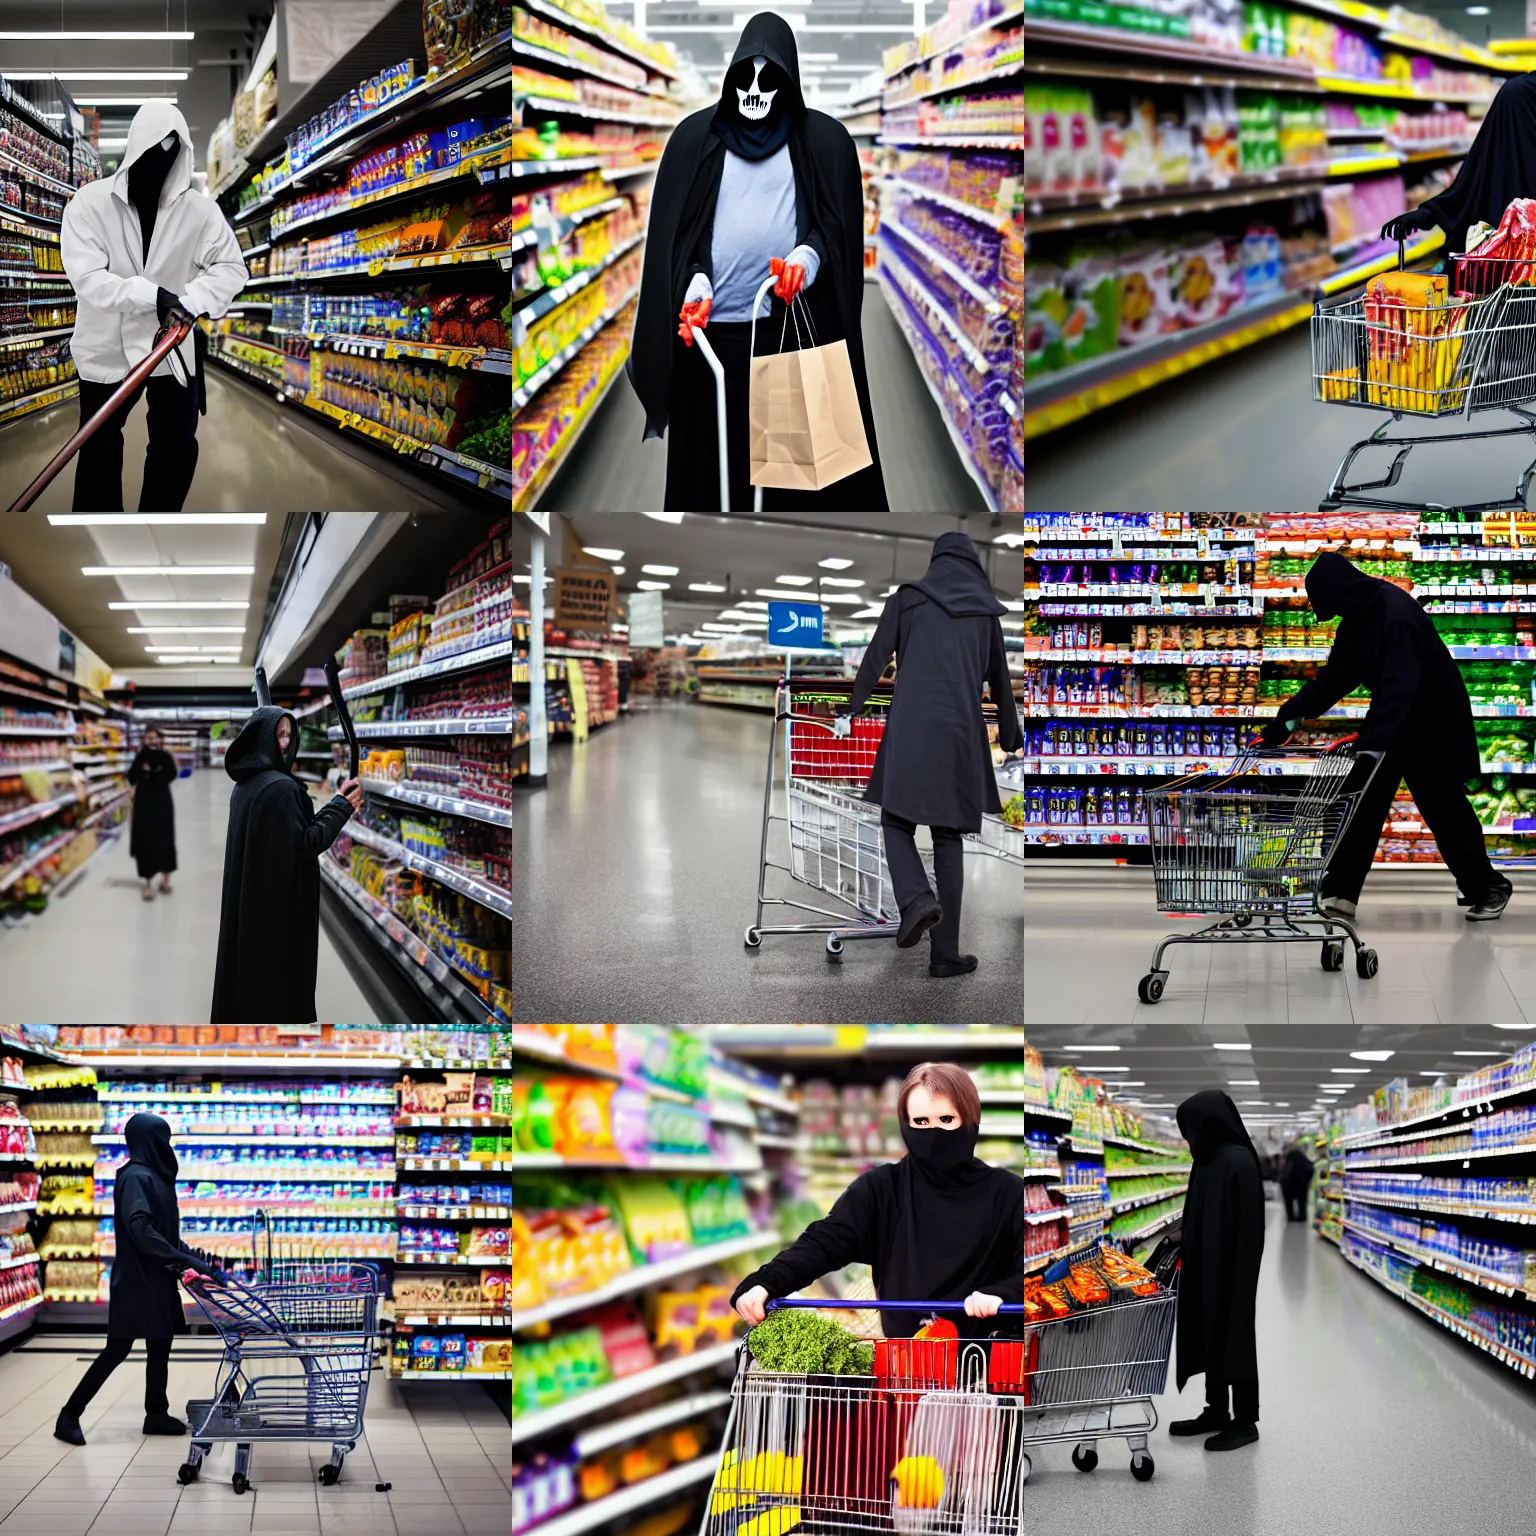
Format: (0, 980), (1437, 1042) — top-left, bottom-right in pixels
(712, 11), (804, 161)
(113, 100), (194, 208)
(1305, 551), (1380, 623)
(124, 1112), (178, 1183)
(907, 532), (1008, 618)
(224, 706), (298, 781)
(1176, 1089), (1261, 1169)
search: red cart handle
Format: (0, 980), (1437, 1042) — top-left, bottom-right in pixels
(1323, 732), (1360, 751)
(766, 1299), (1025, 1313)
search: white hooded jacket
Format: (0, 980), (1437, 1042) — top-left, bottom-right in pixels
(60, 101), (248, 385)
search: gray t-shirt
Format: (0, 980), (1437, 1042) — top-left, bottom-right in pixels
(709, 144), (813, 322)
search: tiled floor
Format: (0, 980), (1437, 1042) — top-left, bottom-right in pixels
(0, 1335), (508, 1535)
(1026, 865), (1536, 1023)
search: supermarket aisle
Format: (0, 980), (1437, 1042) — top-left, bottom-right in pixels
(1025, 865), (1536, 1023)
(1024, 1201), (1536, 1532)
(537, 286), (989, 512)
(1026, 326), (1536, 513)
(513, 704), (1021, 1022)
(0, 770), (379, 1025)
(0, 1333), (507, 1535)
(0, 372), (452, 515)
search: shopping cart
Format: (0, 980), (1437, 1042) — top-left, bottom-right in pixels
(1311, 237), (1536, 513)
(745, 678), (1021, 957)
(698, 1298), (1026, 1536)
(1136, 732), (1384, 1004)
(177, 1259), (380, 1494)
(690, 275), (777, 513)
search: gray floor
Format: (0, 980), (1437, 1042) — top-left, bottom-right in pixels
(1027, 325), (1536, 513)
(1025, 864), (1536, 1023)
(1024, 1199), (1536, 1533)
(0, 769), (378, 1025)
(0, 370), (448, 513)
(0, 1333), (507, 1534)
(513, 702), (1022, 1022)
(538, 282), (990, 513)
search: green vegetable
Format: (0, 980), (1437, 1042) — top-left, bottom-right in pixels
(747, 1306), (874, 1375)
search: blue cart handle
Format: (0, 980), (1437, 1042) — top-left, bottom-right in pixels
(765, 1299), (1024, 1313)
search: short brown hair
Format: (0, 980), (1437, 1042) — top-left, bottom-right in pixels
(897, 1062), (981, 1127)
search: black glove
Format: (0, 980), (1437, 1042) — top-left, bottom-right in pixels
(156, 286), (199, 330)
(1380, 208), (1435, 243)
(1341, 749), (1383, 796)
(1258, 719), (1293, 749)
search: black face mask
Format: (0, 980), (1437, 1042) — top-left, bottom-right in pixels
(900, 1120), (981, 1182)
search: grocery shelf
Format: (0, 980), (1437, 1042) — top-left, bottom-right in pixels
(511, 282), (639, 411)
(879, 177), (1012, 230)
(1109, 1183), (1190, 1215)
(398, 1157), (511, 1171)
(91, 1134), (394, 1147)
(877, 248), (990, 371)
(516, 1353), (737, 1444)
(574, 1390), (733, 1458)
(514, 233), (646, 332)
(880, 218), (1002, 310)
(515, 359), (628, 512)
(519, 0), (678, 79)
(0, 326), (73, 348)
(397, 1311), (510, 1326)
(0, 828), (78, 894)
(0, 793), (78, 838)
(1028, 166), (1326, 232)
(513, 1152), (758, 1173)
(399, 1205), (510, 1220)
(1105, 1163), (1191, 1178)
(396, 1254), (504, 1267)
(0, 380), (78, 428)
(330, 716), (519, 739)
(340, 639), (517, 699)
(358, 777), (511, 829)
(306, 333), (512, 374)
(520, 1454), (716, 1536)
(343, 821), (511, 919)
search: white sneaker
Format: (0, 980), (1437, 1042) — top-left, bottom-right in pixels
(1320, 896), (1357, 920)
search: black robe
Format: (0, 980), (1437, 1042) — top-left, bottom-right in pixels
(1420, 74), (1536, 259)
(210, 707), (354, 1024)
(1279, 1148), (1314, 1197)
(1175, 1091), (1265, 1393)
(731, 1137), (1023, 1339)
(847, 532), (1023, 832)
(627, 12), (887, 510)
(1274, 550), (1479, 781)
(126, 746), (178, 879)
(109, 1114), (219, 1338)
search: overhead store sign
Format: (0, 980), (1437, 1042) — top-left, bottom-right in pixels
(554, 566), (615, 630)
(767, 600), (824, 650)
(628, 589), (664, 648)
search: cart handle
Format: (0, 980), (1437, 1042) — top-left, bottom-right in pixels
(1322, 732), (1360, 751)
(766, 1299), (1025, 1313)
(253, 666), (272, 709)
(323, 658), (360, 780)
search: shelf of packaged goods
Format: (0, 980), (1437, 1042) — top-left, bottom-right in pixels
(342, 633), (516, 701)
(0, 793), (78, 839)
(395, 1254), (505, 1266)
(0, 325), (74, 349)
(1341, 1086), (1536, 1147)
(512, 1234), (779, 1332)
(1345, 1141), (1536, 1169)
(0, 828), (79, 893)
(396, 1115), (508, 1130)
(398, 1157), (512, 1173)
(1343, 1218), (1534, 1299)
(1343, 1190), (1536, 1225)
(879, 177), (1017, 232)
(398, 1312), (510, 1330)
(0, 150), (73, 197)
(878, 135), (1023, 150)
(0, 1254), (38, 1274)
(139, 1164), (394, 1182)
(1024, 1208), (1070, 1226)
(0, 759), (67, 774)
(297, 397), (510, 497)
(306, 333), (511, 374)
(512, 282), (639, 411)
(886, 57), (1023, 107)
(880, 219), (1002, 311)
(98, 1091), (395, 1105)
(601, 163), (660, 182)
(399, 1205), (511, 1221)
(1117, 1207), (1184, 1245)
(887, 5), (1024, 74)
(1105, 1163), (1192, 1178)
(1315, 74), (1494, 104)
(1029, 164), (1328, 231)
(0, 379), (78, 428)
(512, 38), (672, 94)
(519, 96), (680, 129)
(1024, 648), (1263, 664)
(391, 1368), (510, 1382)
(1023, 1245), (1071, 1275)
(516, 359), (629, 513)
(878, 248), (990, 372)
(358, 779), (511, 829)
(341, 822), (510, 920)
(262, 245), (510, 285)
(518, 0), (678, 79)
(317, 860), (492, 1025)
(91, 1134), (395, 1147)
(1109, 1183), (1190, 1215)
(512, 155), (608, 180)
(207, 349), (288, 396)
(514, 232), (647, 333)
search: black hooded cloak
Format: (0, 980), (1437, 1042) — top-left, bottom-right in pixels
(126, 744), (178, 880)
(1174, 1090), (1265, 1394)
(730, 1118), (1025, 1339)
(627, 12), (887, 510)
(1279, 1147), (1314, 1197)
(210, 706), (354, 1024)
(1273, 551), (1478, 780)
(109, 1113), (218, 1338)
(846, 532), (1023, 831)
(1419, 74), (1536, 259)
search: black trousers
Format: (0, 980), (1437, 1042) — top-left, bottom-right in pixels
(1284, 1192), (1307, 1221)
(63, 1335), (172, 1417)
(73, 374), (199, 512)
(1320, 746), (1496, 905)
(881, 809), (965, 961)
(1206, 1375), (1260, 1424)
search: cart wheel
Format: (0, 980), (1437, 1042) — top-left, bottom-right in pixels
(1232, 913), (1252, 928)
(1321, 941), (1344, 971)
(176, 1464), (199, 1486)
(231, 1474), (249, 1496)
(1356, 947), (1379, 979)
(744, 926), (762, 949)
(1020, 1452), (1032, 1485)
(1136, 972), (1165, 1005)
(1071, 1445), (1098, 1473)
(1131, 1452), (1155, 1482)
(318, 1465), (340, 1487)
(826, 936), (843, 960)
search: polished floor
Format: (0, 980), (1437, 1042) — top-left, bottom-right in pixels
(0, 369), (456, 514)
(0, 1332), (507, 1535)
(1027, 324), (1536, 513)
(1025, 864), (1536, 1023)
(1024, 1199), (1536, 1532)
(538, 282), (991, 513)
(0, 769), (379, 1025)
(513, 703), (1023, 1023)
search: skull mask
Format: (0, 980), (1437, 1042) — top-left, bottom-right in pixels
(736, 55), (776, 121)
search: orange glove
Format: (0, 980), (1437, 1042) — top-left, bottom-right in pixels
(677, 297), (712, 346)
(770, 256), (804, 303)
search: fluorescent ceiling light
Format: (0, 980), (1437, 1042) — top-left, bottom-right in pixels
(155, 656), (239, 665)
(999, 619), (1025, 630)
(700, 622), (742, 632)
(82, 565), (254, 577)
(49, 513), (264, 526)
(1319, 1085), (1350, 1092)
(688, 582), (726, 593)
(1330, 1068), (1370, 1075)
(582, 547), (624, 560)
(126, 626), (245, 634)
(1239, 1101), (1270, 1106)
(1467, 5), (1490, 13)
(2, 71), (190, 80)
(1227, 1080), (1261, 1086)
(1213, 1043), (1252, 1050)
(819, 594), (865, 605)
(69, 95), (180, 105)
(1453, 1051), (1503, 1057)
(95, 139), (129, 149)
(1349, 1050), (1395, 1061)
(1085, 1064), (1128, 1071)
(642, 513), (685, 524)
(611, 566), (625, 575)
(851, 606), (883, 618)
(143, 645), (241, 652)
(1058, 1044), (1120, 1053)
(756, 587), (823, 600)
(0, 31), (195, 40)
(774, 575), (814, 586)
(1003, 600), (1026, 612)
(735, 601), (768, 610)
(818, 576), (864, 587)
(992, 533), (1027, 548)
(818, 558), (854, 569)
(107, 601), (249, 610)
(641, 564), (679, 576)
(637, 580), (671, 591)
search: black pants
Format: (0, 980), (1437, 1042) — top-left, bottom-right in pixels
(73, 374), (199, 512)
(1207, 1375), (1260, 1424)
(881, 809), (965, 961)
(63, 1335), (172, 1418)
(1284, 1192), (1307, 1221)
(1320, 746), (1496, 905)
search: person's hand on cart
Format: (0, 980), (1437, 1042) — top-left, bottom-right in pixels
(1257, 718), (1297, 749)
(1379, 208), (1436, 242)
(831, 712), (852, 739)
(734, 1284), (770, 1325)
(677, 272), (713, 346)
(156, 287), (201, 332)
(963, 1291), (1003, 1318)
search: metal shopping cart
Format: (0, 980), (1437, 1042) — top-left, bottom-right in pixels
(1136, 732), (1384, 1004)
(177, 1258), (380, 1494)
(698, 1298), (1026, 1536)
(1311, 238), (1536, 513)
(745, 678), (1022, 957)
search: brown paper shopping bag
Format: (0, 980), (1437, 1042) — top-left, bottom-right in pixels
(749, 313), (873, 491)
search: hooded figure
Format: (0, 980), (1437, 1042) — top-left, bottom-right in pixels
(210, 707), (357, 1024)
(1382, 75), (1536, 256)
(1279, 1144), (1314, 1222)
(628, 12), (887, 510)
(1170, 1090), (1265, 1451)
(729, 1064), (1024, 1339)
(1262, 551), (1507, 919)
(127, 730), (179, 897)
(54, 1114), (223, 1446)
(59, 100), (247, 511)
(841, 532), (1023, 975)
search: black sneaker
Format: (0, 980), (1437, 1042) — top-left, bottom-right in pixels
(1205, 1422), (1259, 1451)
(1169, 1407), (1230, 1438)
(1466, 879), (1514, 922)
(143, 1413), (187, 1435)
(929, 954), (978, 978)
(53, 1412), (84, 1446)
(897, 897), (941, 948)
